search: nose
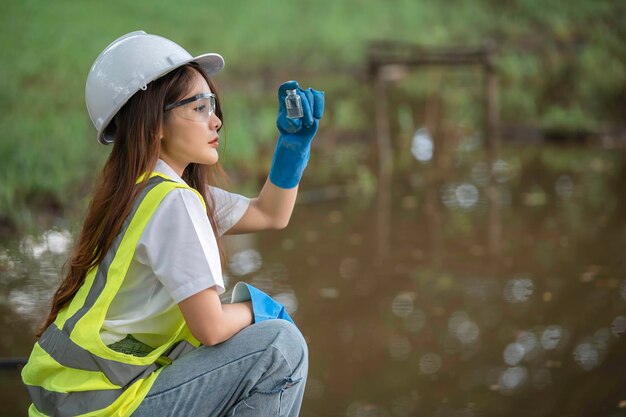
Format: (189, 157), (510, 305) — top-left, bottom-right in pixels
(209, 112), (222, 131)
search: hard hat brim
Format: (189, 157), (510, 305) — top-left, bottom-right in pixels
(191, 53), (225, 76)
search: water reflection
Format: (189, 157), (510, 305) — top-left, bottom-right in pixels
(3, 145), (626, 416)
(611, 316), (626, 337)
(503, 276), (534, 303)
(441, 183), (482, 209)
(411, 128), (434, 162)
(491, 160), (510, 184)
(21, 229), (72, 258)
(404, 309), (426, 334)
(540, 325), (563, 350)
(448, 311), (480, 345)
(498, 366), (528, 394)
(573, 342), (601, 371)
(503, 342), (525, 365)
(339, 257), (360, 280)
(229, 248), (263, 276)
(555, 174), (574, 198)
(419, 352), (442, 374)
(2, 229), (72, 325)
(391, 292), (415, 318)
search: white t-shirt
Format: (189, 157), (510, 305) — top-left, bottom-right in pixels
(100, 160), (251, 347)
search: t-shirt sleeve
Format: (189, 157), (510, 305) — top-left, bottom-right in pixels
(136, 188), (225, 302)
(208, 185), (251, 236)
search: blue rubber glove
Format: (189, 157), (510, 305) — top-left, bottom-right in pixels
(230, 282), (295, 325)
(268, 80), (325, 189)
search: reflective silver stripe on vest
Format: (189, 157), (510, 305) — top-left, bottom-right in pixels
(38, 176), (166, 387)
(27, 340), (196, 417)
(38, 323), (151, 387)
(63, 176), (168, 335)
(31, 175), (196, 416)
(25, 384), (122, 417)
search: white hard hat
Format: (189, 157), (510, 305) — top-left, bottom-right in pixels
(85, 30), (225, 145)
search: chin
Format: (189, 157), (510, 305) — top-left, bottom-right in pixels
(209, 154), (219, 165)
(200, 155), (219, 166)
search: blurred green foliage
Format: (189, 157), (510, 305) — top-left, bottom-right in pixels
(1, 0), (624, 226)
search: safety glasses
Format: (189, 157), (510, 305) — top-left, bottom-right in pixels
(164, 92), (217, 123)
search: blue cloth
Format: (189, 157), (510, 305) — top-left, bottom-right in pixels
(269, 80), (325, 189)
(230, 282), (295, 325)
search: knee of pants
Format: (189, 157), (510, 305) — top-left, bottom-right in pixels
(258, 319), (308, 374)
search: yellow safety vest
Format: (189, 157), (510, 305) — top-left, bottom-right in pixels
(21, 173), (205, 417)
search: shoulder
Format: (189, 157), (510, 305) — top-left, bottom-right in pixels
(137, 186), (216, 255)
(140, 186), (212, 237)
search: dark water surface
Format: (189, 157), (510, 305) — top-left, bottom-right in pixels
(2, 143), (626, 416)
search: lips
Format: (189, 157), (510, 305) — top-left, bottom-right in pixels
(209, 136), (219, 144)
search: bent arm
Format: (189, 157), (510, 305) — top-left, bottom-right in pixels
(226, 178), (298, 235)
(178, 287), (253, 346)
(226, 81), (323, 235)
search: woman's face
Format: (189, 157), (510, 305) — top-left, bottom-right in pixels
(160, 72), (222, 173)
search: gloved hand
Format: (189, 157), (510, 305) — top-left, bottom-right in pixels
(231, 282), (295, 325)
(268, 80), (325, 189)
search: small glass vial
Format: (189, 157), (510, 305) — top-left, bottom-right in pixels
(285, 89), (303, 118)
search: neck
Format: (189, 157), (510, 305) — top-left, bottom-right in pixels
(159, 155), (187, 177)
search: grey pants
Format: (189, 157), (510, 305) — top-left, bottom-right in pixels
(130, 319), (308, 417)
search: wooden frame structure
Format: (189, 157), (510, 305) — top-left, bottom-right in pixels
(367, 39), (500, 176)
(367, 40), (502, 258)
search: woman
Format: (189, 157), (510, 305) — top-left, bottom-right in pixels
(21, 30), (324, 417)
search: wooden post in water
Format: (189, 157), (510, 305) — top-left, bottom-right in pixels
(367, 39), (502, 258)
(484, 40), (502, 259)
(373, 68), (393, 259)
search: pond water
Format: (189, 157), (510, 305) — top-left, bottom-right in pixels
(1, 142), (626, 416)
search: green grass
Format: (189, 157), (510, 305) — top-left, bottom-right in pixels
(1, 0), (624, 226)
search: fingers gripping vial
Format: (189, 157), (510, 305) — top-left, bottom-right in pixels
(269, 80), (325, 189)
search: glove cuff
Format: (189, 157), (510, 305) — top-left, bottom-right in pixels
(268, 140), (311, 189)
(230, 282), (296, 325)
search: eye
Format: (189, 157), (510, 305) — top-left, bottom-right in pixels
(193, 105), (207, 113)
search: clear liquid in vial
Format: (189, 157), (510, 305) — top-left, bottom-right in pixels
(285, 89), (303, 118)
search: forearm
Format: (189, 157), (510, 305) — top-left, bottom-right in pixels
(230, 82), (323, 234)
(254, 177), (298, 228)
(212, 301), (253, 345)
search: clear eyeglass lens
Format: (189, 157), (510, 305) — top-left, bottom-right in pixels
(176, 96), (216, 122)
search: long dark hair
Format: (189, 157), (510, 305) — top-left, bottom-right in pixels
(36, 63), (228, 337)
